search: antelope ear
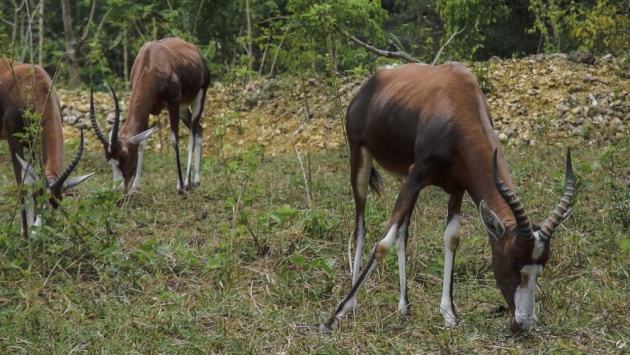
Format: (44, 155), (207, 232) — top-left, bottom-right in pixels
(63, 172), (95, 191)
(479, 200), (505, 239)
(129, 126), (157, 145)
(16, 154), (37, 185)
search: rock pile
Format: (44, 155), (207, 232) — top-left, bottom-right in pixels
(59, 54), (629, 156)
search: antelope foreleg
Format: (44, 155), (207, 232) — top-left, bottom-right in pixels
(185, 132), (194, 189)
(193, 129), (202, 186)
(184, 128), (203, 190)
(171, 131), (185, 194)
(169, 105), (185, 194)
(439, 193), (464, 327)
(322, 170), (424, 331)
(184, 89), (205, 190)
(396, 214), (411, 316)
(321, 223), (398, 331)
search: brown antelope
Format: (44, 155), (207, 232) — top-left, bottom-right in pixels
(90, 38), (211, 194)
(1, 59), (94, 238)
(321, 63), (575, 333)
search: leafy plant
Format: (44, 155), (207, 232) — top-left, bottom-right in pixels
(437, 0), (510, 61)
(566, 0), (630, 56)
(599, 144), (630, 231)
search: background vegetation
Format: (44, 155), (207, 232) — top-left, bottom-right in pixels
(1, 0), (629, 88)
(1, 0), (629, 352)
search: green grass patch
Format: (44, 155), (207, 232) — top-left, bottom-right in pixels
(0, 140), (628, 353)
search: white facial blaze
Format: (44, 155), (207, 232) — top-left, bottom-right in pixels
(514, 264), (542, 330)
(110, 159), (124, 186)
(532, 231), (546, 260)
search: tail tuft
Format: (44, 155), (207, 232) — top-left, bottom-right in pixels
(369, 168), (383, 198)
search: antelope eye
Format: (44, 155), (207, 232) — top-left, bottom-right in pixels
(508, 253), (520, 268)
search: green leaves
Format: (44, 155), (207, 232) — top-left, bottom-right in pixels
(437, 0), (510, 61)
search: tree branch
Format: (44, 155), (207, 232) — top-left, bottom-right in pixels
(78, 0), (97, 47)
(336, 26), (424, 64)
(431, 25), (466, 65)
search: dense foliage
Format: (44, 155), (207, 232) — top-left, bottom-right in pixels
(1, 0), (628, 88)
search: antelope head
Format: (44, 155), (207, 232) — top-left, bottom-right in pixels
(16, 129), (94, 225)
(479, 149), (575, 332)
(89, 87), (156, 190)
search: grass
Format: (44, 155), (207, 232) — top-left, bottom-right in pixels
(1, 131), (629, 353)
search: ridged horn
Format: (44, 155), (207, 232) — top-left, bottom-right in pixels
(108, 85), (121, 147)
(492, 149), (533, 239)
(89, 87), (109, 148)
(540, 148), (575, 238)
(50, 129), (85, 191)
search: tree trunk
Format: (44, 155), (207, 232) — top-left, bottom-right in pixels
(246, 0), (253, 76)
(38, 0), (44, 67)
(60, 0), (80, 89)
(12, 0), (19, 45)
(124, 27), (129, 85)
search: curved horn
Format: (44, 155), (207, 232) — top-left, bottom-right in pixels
(540, 148), (575, 238)
(89, 87), (109, 148)
(50, 129), (85, 191)
(492, 149), (533, 239)
(108, 85), (121, 147)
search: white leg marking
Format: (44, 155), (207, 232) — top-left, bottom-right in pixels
(352, 219), (366, 286)
(336, 223), (399, 322)
(336, 257), (378, 320)
(18, 159), (38, 228)
(130, 141), (148, 192)
(377, 223), (399, 257)
(349, 217), (364, 312)
(169, 131), (181, 191)
(189, 89), (205, 187)
(514, 264), (542, 330)
(193, 132), (202, 185)
(26, 203), (36, 227)
(185, 134), (194, 187)
(396, 216), (410, 314)
(440, 215), (461, 327)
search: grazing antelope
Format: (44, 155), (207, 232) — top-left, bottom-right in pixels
(321, 63), (575, 333)
(1, 59), (94, 238)
(90, 38), (211, 194)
